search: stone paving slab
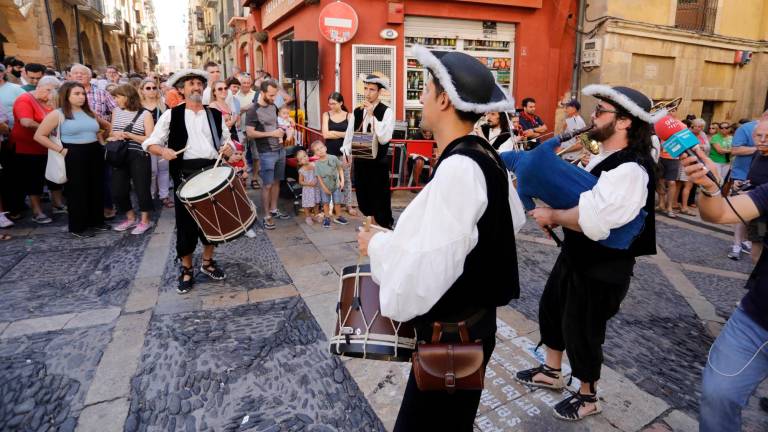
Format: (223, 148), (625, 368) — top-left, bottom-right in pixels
(128, 298), (384, 431)
(1, 313), (76, 339)
(159, 229), (291, 296)
(247, 284), (299, 304)
(76, 398), (130, 432)
(0, 325), (114, 431)
(286, 261), (340, 297)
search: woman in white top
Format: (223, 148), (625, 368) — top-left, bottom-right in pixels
(140, 78), (173, 208)
(109, 84), (155, 235)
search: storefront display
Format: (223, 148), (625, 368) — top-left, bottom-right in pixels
(403, 18), (515, 139)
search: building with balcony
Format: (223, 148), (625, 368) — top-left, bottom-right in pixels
(0, 0), (159, 74)
(187, 0), (244, 74)
(578, 0), (768, 125)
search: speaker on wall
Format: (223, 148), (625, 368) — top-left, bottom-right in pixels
(282, 40), (319, 81)
(281, 40), (294, 78)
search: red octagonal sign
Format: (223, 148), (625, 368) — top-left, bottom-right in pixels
(319, 1), (359, 44)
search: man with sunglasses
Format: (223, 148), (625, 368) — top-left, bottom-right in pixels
(519, 85), (657, 421)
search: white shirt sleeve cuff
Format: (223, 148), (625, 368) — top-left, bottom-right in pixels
(578, 190), (610, 241)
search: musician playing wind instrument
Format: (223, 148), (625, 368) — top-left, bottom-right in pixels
(352, 75), (395, 229)
(357, 47), (525, 431)
(516, 85), (657, 421)
(143, 69), (234, 294)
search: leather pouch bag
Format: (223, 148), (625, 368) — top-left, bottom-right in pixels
(105, 110), (144, 168)
(412, 321), (485, 393)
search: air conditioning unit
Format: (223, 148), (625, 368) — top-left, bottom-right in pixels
(581, 38), (602, 67)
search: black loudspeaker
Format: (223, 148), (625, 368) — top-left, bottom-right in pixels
(285, 40), (319, 81)
(281, 40), (294, 79)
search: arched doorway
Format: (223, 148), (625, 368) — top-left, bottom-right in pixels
(79, 32), (95, 67)
(103, 42), (112, 65)
(53, 19), (70, 67)
(254, 45), (263, 71)
(240, 41), (249, 73)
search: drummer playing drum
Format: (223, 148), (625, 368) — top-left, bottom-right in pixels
(357, 47), (525, 430)
(143, 69), (234, 294)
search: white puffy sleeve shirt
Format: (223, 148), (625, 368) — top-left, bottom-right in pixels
(368, 155), (526, 322)
(577, 160), (649, 241)
(362, 106), (394, 144)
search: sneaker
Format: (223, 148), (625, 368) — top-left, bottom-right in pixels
(333, 216), (349, 225)
(322, 217), (331, 228)
(305, 216), (314, 226)
(131, 221), (153, 235)
(52, 205), (68, 215)
(92, 223), (112, 232)
(113, 219), (137, 232)
(0, 213), (15, 228)
(32, 213), (53, 224)
(245, 228), (257, 238)
(741, 241), (752, 254)
(263, 217), (276, 230)
(71, 231), (94, 239)
(728, 245), (742, 260)
(666, 211), (677, 218)
(270, 209), (291, 220)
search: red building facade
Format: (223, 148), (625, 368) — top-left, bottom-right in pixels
(237, 0), (578, 135)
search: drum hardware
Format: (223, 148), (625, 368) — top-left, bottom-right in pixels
(329, 217), (417, 361)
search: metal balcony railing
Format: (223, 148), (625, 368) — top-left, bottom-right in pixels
(675, 0), (718, 33)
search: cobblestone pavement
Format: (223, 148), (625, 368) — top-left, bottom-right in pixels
(2, 196), (768, 431)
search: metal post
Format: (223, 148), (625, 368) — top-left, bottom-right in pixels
(571, 0), (587, 99)
(43, 0), (59, 70)
(74, 5), (83, 64)
(335, 42), (340, 92)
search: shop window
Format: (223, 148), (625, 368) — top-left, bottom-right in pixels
(352, 45), (397, 115)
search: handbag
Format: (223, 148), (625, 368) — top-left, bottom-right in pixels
(45, 110), (67, 184)
(105, 109), (144, 167)
(411, 321), (485, 393)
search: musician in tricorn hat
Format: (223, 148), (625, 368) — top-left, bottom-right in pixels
(516, 85), (658, 421)
(357, 47), (525, 430)
(353, 74), (395, 229)
(143, 69), (234, 294)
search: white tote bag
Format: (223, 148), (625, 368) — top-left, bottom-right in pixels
(45, 110), (67, 184)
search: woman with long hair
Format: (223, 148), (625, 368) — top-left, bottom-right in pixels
(321, 92), (357, 216)
(34, 81), (111, 238)
(109, 84), (155, 235)
(208, 80), (239, 138)
(140, 78), (172, 208)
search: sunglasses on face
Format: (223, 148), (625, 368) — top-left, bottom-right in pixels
(594, 105), (619, 116)
(144, 86), (156, 90)
(215, 88), (227, 91)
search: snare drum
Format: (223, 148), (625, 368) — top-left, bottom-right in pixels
(177, 166), (257, 243)
(351, 132), (378, 159)
(329, 264), (416, 361)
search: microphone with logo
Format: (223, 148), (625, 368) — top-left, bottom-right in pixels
(654, 115), (720, 185)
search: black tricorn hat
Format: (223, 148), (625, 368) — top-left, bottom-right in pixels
(412, 45), (515, 114)
(582, 84), (665, 124)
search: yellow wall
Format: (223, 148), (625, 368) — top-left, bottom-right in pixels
(716, 0), (767, 40)
(604, 0), (675, 26)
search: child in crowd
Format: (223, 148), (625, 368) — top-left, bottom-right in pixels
(228, 141), (248, 183)
(311, 141), (348, 228)
(277, 106), (296, 147)
(297, 150), (320, 226)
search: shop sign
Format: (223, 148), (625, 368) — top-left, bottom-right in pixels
(262, 0), (303, 29)
(318, 1), (359, 44)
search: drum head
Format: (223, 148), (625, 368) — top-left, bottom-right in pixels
(179, 166), (233, 199)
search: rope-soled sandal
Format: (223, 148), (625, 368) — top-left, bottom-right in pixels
(553, 391), (601, 421)
(514, 364), (565, 390)
(177, 266), (195, 294)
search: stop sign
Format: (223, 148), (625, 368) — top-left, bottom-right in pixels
(318, 1), (359, 44)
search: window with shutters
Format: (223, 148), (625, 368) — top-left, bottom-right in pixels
(675, 0), (718, 33)
(352, 45), (397, 115)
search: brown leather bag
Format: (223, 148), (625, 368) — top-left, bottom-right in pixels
(411, 321), (485, 393)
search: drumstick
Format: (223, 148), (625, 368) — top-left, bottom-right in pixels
(212, 149), (225, 170)
(174, 146), (188, 155)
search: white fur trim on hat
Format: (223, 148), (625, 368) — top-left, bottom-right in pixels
(362, 75), (389, 91)
(582, 84), (667, 124)
(168, 68), (209, 88)
(412, 45), (515, 114)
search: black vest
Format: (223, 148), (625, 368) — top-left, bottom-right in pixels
(419, 135), (520, 325)
(353, 103), (390, 162)
(480, 124), (511, 150)
(562, 150), (656, 268)
(167, 105), (223, 179)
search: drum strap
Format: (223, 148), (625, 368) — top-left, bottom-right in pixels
(204, 107), (221, 151)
